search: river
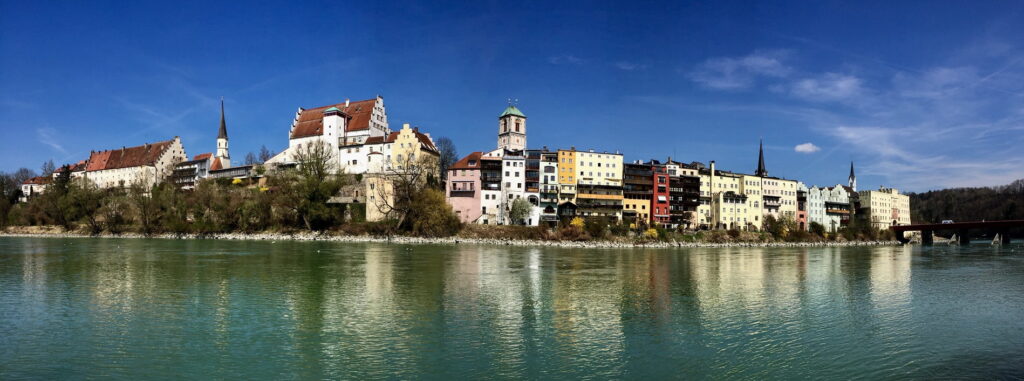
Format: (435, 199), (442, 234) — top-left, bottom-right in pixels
(1, 237), (1022, 379)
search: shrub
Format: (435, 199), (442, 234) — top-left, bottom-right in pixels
(405, 188), (461, 237)
(642, 228), (659, 240)
(809, 221), (826, 237)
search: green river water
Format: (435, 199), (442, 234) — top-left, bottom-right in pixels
(1, 237), (1022, 379)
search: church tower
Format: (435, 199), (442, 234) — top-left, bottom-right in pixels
(216, 98), (230, 167)
(497, 103), (526, 151)
(754, 139), (768, 177)
(848, 161), (857, 192)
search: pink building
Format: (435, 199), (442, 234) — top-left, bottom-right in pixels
(446, 152), (484, 223)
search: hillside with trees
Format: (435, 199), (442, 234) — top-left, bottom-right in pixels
(909, 179), (1024, 223)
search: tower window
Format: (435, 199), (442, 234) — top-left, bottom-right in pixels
(515, 121), (521, 132)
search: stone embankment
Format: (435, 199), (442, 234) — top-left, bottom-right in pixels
(1, 227), (900, 249)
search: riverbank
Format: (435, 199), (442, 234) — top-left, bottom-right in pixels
(1, 226), (900, 249)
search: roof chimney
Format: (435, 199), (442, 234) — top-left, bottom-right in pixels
(345, 99), (350, 107)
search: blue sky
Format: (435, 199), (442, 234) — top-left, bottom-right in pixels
(2, 1), (1023, 191)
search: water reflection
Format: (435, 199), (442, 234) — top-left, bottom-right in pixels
(2, 238), (1023, 379)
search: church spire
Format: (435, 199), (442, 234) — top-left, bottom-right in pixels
(755, 139), (768, 177)
(848, 161), (857, 192)
(217, 97), (228, 140)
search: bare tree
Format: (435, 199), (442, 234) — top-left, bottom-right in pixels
(370, 154), (440, 231)
(270, 140), (345, 231)
(435, 137), (457, 184)
(244, 152), (258, 165)
(258, 145), (273, 163)
(12, 168), (37, 185)
(41, 160), (56, 177)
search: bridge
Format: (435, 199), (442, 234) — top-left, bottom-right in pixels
(891, 220), (1024, 245)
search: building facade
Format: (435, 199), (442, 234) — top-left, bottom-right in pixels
(80, 137), (187, 189)
(858, 186), (911, 229)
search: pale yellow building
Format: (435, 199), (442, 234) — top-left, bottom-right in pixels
(858, 186), (911, 229)
(698, 162), (764, 230)
(761, 177), (799, 220)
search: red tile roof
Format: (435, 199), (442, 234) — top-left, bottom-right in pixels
(22, 176), (51, 185)
(58, 160), (87, 173)
(85, 139), (175, 172)
(209, 157), (225, 171)
(450, 152), (483, 170)
(193, 153), (212, 161)
(290, 98), (378, 139)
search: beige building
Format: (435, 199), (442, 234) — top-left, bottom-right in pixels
(562, 148), (623, 221)
(761, 177), (799, 220)
(859, 186), (911, 229)
(362, 124), (440, 222)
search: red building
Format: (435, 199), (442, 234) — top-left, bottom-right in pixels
(651, 163), (671, 226)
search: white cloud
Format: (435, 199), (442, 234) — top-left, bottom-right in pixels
(688, 50), (791, 90)
(794, 142), (821, 153)
(790, 73), (863, 101)
(615, 61), (648, 71)
(36, 128), (66, 154)
(548, 55), (584, 65)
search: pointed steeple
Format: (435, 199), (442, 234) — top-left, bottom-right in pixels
(755, 139), (768, 177)
(848, 161), (857, 192)
(217, 97), (228, 140)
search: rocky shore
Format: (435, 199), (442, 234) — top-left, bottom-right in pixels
(1, 227), (901, 249)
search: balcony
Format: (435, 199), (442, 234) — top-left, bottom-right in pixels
(448, 190), (476, 197)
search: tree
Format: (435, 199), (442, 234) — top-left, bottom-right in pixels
(127, 182), (165, 236)
(405, 188), (461, 237)
(244, 152), (258, 165)
(809, 221), (826, 237)
(435, 137), (457, 184)
(11, 168), (37, 186)
(63, 180), (105, 235)
(258, 145), (274, 163)
(41, 160), (55, 177)
(508, 197), (532, 225)
(370, 154), (440, 232)
(269, 140), (345, 231)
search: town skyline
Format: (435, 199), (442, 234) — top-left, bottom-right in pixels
(3, 1), (1024, 192)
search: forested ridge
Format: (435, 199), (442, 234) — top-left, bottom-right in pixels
(909, 179), (1024, 223)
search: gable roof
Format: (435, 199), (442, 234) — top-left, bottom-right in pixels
(290, 98), (378, 139)
(85, 139), (175, 172)
(210, 157), (225, 171)
(193, 153), (212, 161)
(450, 152), (483, 170)
(22, 176), (51, 185)
(349, 128), (438, 153)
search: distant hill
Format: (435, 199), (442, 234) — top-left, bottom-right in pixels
(909, 179), (1024, 224)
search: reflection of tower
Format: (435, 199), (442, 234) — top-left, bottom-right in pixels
(216, 98), (230, 167)
(754, 139), (767, 177)
(848, 162), (857, 192)
(497, 101), (527, 151)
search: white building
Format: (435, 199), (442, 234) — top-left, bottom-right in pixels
(806, 184), (853, 232)
(859, 186), (911, 229)
(80, 137), (187, 189)
(268, 96), (389, 171)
